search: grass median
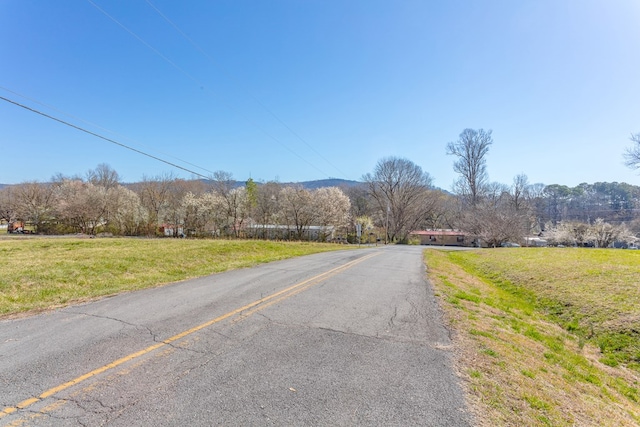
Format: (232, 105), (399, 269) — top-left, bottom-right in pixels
(0, 237), (350, 317)
(426, 247), (640, 426)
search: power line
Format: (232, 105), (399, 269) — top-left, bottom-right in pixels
(0, 95), (210, 180)
(0, 86), (217, 177)
(144, 0), (352, 180)
(86, 0), (333, 179)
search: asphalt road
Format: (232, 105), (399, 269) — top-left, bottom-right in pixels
(0, 245), (472, 426)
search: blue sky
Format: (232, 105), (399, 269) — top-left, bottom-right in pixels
(2, 0), (640, 189)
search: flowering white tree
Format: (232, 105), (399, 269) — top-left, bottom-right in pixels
(182, 192), (210, 236)
(180, 191), (229, 237)
(590, 218), (635, 248)
(544, 218), (636, 248)
(312, 187), (351, 241)
(543, 222), (574, 246)
(110, 186), (147, 236)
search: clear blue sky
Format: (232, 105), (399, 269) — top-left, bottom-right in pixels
(2, 0), (640, 189)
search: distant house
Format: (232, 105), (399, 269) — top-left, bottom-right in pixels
(524, 237), (548, 247)
(7, 221), (25, 233)
(159, 224), (184, 237)
(410, 230), (473, 247)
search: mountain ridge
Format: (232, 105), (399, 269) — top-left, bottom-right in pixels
(0, 178), (364, 190)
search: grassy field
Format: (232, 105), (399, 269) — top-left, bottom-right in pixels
(0, 237), (349, 317)
(426, 248), (640, 426)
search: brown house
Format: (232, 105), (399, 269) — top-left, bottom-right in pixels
(7, 221), (25, 233)
(410, 230), (474, 246)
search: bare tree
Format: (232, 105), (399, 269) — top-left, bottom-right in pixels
(510, 174), (538, 235)
(279, 185), (314, 240)
(484, 181), (510, 205)
(133, 173), (176, 235)
(624, 133), (640, 170)
(511, 174), (530, 211)
(449, 176), (535, 247)
(253, 181), (282, 236)
(527, 182), (547, 232)
(446, 128), (493, 205)
(84, 165), (125, 233)
(421, 192), (457, 230)
(86, 163), (120, 190)
(163, 179), (188, 237)
(227, 187), (250, 237)
(54, 179), (108, 235)
(0, 186), (17, 227)
(344, 184), (373, 219)
(12, 181), (57, 233)
(457, 192), (532, 247)
(363, 157), (436, 243)
(474, 204), (529, 247)
(210, 171), (236, 197)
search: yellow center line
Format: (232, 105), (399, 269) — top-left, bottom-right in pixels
(0, 251), (380, 418)
(234, 253), (374, 321)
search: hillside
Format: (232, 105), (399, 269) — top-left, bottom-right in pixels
(292, 178), (362, 189)
(191, 178), (362, 190)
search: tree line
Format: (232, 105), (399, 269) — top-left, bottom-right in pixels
(437, 129), (640, 246)
(2, 130), (639, 246)
(0, 165), (352, 240)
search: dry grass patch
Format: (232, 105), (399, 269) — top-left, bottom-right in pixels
(426, 248), (640, 426)
(0, 237), (349, 317)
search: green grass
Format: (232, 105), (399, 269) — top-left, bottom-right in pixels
(425, 248), (640, 426)
(0, 237), (350, 316)
(446, 248), (640, 370)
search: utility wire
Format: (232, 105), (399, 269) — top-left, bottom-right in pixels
(0, 86), (217, 177)
(87, 0), (332, 179)
(144, 0), (351, 180)
(0, 95), (210, 180)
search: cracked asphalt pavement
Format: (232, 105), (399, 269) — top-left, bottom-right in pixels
(0, 245), (472, 426)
